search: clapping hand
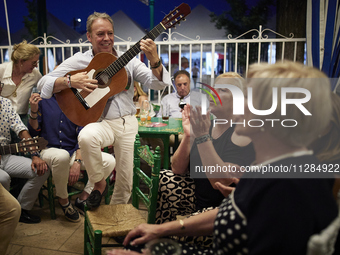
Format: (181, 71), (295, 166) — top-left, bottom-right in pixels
(190, 105), (211, 138)
(182, 104), (191, 137)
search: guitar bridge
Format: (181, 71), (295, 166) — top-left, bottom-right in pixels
(71, 88), (90, 110)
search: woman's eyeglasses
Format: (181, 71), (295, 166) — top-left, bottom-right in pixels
(32, 61), (39, 67)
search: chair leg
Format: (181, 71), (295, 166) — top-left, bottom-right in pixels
(94, 230), (103, 255)
(38, 188), (44, 208)
(105, 177), (114, 205)
(84, 213), (103, 255)
(47, 174), (56, 219)
(84, 215), (90, 255)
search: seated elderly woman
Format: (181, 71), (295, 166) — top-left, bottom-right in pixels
(107, 61), (339, 255)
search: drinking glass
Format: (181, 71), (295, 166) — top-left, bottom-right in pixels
(140, 100), (151, 126)
(134, 101), (141, 118)
(141, 100), (151, 113)
(140, 109), (148, 125)
(161, 104), (170, 122)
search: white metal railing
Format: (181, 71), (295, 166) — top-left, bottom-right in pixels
(0, 26), (306, 103)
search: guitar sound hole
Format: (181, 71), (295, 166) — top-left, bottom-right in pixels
(96, 72), (110, 88)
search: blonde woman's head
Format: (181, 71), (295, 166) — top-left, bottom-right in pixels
(11, 40), (40, 64)
(246, 61), (332, 147)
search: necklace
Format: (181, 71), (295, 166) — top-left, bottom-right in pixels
(11, 66), (24, 98)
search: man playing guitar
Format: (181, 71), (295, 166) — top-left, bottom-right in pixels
(37, 12), (172, 209)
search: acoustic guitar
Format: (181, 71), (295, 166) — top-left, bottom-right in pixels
(0, 137), (48, 156)
(55, 3), (191, 127)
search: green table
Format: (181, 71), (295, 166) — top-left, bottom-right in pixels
(138, 117), (183, 169)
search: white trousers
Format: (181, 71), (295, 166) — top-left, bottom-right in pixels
(40, 148), (116, 199)
(0, 155), (50, 210)
(78, 115), (138, 204)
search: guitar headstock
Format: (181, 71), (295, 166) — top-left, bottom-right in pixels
(18, 137), (48, 153)
(161, 3), (191, 30)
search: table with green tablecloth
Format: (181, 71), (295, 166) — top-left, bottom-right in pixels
(138, 117), (183, 169)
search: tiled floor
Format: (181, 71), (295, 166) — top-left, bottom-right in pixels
(6, 196), (121, 255)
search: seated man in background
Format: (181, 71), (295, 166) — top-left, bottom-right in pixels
(0, 87), (49, 224)
(28, 93), (116, 222)
(157, 70), (191, 118)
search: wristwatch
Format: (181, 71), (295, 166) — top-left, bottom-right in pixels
(31, 151), (40, 158)
(74, 159), (82, 164)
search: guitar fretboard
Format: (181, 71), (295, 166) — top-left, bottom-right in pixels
(97, 23), (166, 80)
(0, 144), (19, 155)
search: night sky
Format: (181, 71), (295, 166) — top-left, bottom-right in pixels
(0, 0), (231, 34)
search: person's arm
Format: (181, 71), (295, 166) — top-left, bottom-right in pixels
(171, 134), (191, 175)
(28, 93), (42, 132)
(18, 130), (48, 176)
(38, 52), (98, 99)
(68, 149), (82, 186)
(135, 39), (172, 91)
(123, 208), (218, 247)
(190, 106), (244, 188)
(140, 39), (163, 81)
(171, 105), (192, 174)
(52, 72), (98, 94)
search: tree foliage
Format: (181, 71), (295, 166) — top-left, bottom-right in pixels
(276, 0), (306, 63)
(210, 0), (276, 38)
(23, 0), (38, 39)
(209, 0), (276, 74)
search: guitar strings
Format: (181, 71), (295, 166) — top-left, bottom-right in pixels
(96, 23), (165, 83)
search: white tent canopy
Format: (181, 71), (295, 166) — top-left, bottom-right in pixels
(10, 11), (81, 44)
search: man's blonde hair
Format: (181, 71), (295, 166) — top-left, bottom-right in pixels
(86, 12), (114, 34)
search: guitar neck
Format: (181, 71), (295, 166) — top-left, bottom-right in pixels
(0, 144), (20, 155)
(102, 23), (166, 79)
